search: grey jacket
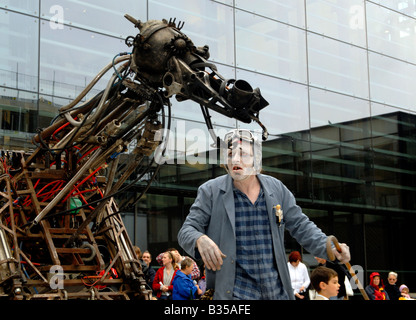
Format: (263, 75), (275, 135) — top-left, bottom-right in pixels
(177, 174), (329, 300)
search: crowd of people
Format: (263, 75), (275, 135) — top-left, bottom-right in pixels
(286, 250), (414, 301)
(134, 246), (414, 301)
(133, 246), (206, 300)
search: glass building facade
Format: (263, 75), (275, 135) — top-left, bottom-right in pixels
(1, 1), (416, 290)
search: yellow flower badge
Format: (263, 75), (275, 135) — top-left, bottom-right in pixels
(274, 204), (283, 225)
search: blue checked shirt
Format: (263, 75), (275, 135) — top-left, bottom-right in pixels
(233, 186), (287, 300)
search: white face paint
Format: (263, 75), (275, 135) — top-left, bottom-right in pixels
(226, 138), (256, 181)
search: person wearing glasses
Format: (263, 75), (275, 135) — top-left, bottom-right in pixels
(178, 129), (350, 300)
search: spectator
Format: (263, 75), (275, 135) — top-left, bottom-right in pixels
(156, 248), (200, 280)
(197, 265), (207, 296)
(287, 251), (310, 300)
(399, 284), (414, 300)
(365, 272), (389, 300)
(152, 251), (178, 300)
(384, 271), (401, 301)
(142, 250), (156, 295)
(172, 257), (202, 300)
(310, 266), (340, 300)
(314, 256), (350, 300)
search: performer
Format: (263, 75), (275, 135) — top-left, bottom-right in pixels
(178, 129), (350, 300)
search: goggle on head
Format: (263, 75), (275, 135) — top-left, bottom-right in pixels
(222, 129), (262, 175)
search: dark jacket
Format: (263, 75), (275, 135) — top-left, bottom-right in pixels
(384, 283), (401, 300)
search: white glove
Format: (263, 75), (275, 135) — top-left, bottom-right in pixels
(333, 243), (351, 264)
(196, 235), (226, 271)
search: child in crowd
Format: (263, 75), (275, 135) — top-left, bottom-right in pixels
(172, 257), (202, 300)
(310, 266), (340, 300)
(399, 284), (414, 300)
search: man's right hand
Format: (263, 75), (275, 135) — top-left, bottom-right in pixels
(196, 235), (226, 271)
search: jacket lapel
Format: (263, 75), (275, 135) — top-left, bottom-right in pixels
(219, 175), (236, 237)
(257, 174), (277, 223)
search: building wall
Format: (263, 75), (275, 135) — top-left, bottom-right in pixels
(1, 1), (416, 289)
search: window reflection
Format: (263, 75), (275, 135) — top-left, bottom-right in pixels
(39, 21), (127, 100)
(309, 87), (370, 130)
(306, 0), (366, 47)
(307, 32), (369, 98)
(0, 89), (38, 149)
(373, 0), (416, 19)
(368, 51), (416, 112)
(236, 69), (309, 135)
(0, 10), (39, 92)
(367, 2), (416, 64)
(236, 0), (305, 28)
(371, 112), (416, 211)
(0, 0), (39, 15)
(235, 9), (307, 83)
(149, 0), (235, 65)
(40, 0), (146, 38)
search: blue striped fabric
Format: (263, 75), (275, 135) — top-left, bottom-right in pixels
(232, 186), (285, 299)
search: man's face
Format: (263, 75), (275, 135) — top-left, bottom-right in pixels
(142, 252), (151, 265)
(226, 139), (255, 180)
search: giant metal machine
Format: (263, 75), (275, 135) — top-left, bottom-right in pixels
(0, 15), (269, 300)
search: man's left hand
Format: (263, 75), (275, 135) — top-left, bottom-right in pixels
(333, 243), (350, 264)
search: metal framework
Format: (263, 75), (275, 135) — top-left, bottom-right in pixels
(0, 16), (269, 300)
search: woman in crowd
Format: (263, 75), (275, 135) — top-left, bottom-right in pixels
(287, 251), (310, 300)
(365, 272), (389, 300)
(152, 251), (178, 300)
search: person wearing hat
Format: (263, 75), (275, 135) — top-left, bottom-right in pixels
(399, 284), (414, 300)
(178, 129), (351, 300)
(365, 272), (389, 300)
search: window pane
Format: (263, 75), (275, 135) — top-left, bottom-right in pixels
(0, 0), (39, 15)
(310, 140), (374, 207)
(367, 2), (416, 64)
(310, 88), (370, 129)
(236, 0), (305, 28)
(149, 0), (234, 65)
(39, 21), (127, 100)
(40, 0), (146, 38)
(306, 0), (366, 47)
(307, 33), (369, 98)
(1, 89), (38, 136)
(0, 10), (39, 92)
(235, 10), (307, 83)
(371, 112), (416, 211)
(310, 88), (373, 207)
(369, 51), (416, 112)
(371, 0), (416, 17)
(236, 69), (309, 135)
(262, 132), (312, 201)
